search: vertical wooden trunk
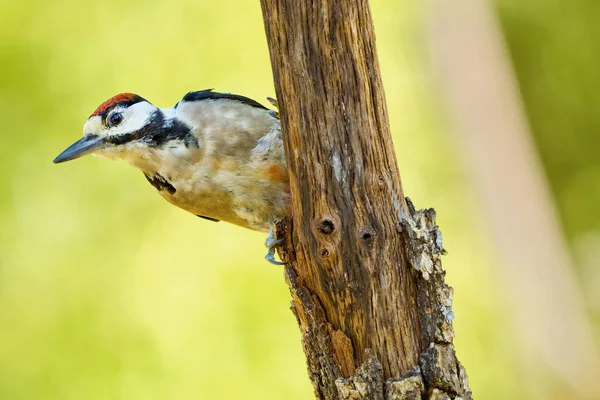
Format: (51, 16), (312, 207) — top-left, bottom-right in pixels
(260, 1), (472, 399)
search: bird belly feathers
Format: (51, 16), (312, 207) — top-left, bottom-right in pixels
(157, 162), (290, 231)
(136, 113), (290, 231)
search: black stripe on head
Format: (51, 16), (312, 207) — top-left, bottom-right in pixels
(136, 110), (198, 148)
(105, 133), (139, 145)
(179, 89), (267, 110)
(105, 110), (198, 148)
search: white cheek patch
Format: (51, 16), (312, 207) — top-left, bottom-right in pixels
(83, 101), (158, 139)
(112, 101), (157, 136)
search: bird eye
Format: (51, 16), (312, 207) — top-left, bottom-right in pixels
(109, 113), (123, 127)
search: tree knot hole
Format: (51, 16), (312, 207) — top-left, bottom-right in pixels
(360, 228), (376, 241)
(317, 218), (335, 234)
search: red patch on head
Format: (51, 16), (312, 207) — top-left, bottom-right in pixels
(90, 93), (141, 117)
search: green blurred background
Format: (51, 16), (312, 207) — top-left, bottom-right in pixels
(0, 0), (598, 399)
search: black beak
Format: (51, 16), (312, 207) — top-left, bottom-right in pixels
(53, 135), (104, 164)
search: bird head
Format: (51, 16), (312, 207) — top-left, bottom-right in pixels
(53, 93), (162, 164)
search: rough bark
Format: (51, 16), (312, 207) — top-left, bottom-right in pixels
(260, 1), (472, 399)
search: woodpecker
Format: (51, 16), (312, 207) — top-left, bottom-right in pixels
(54, 90), (289, 264)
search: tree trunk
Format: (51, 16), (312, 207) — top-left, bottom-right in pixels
(260, 1), (472, 399)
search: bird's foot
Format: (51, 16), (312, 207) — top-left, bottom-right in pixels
(265, 227), (285, 265)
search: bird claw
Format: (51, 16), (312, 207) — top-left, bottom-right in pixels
(265, 250), (285, 265)
(265, 227), (285, 265)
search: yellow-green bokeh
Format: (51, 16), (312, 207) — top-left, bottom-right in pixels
(0, 0), (598, 399)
